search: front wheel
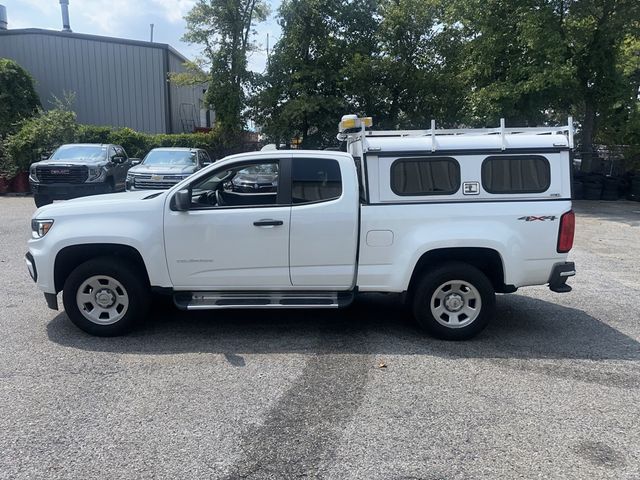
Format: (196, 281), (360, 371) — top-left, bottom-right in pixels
(412, 262), (495, 340)
(62, 257), (150, 336)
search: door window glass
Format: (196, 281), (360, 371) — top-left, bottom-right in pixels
(187, 161), (280, 208)
(292, 158), (342, 204)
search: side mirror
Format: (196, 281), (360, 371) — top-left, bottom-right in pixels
(112, 156), (126, 164)
(173, 189), (191, 211)
(202, 160), (213, 167)
(130, 158), (141, 166)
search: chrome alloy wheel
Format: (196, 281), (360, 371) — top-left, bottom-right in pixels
(430, 280), (482, 328)
(76, 275), (129, 325)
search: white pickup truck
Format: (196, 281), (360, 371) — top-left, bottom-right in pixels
(26, 116), (576, 339)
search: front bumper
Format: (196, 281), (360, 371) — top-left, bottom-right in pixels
(30, 181), (107, 199)
(548, 262), (576, 293)
(25, 252), (58, 309)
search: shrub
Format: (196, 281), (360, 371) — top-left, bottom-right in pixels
(0, 58), (40, 137)
(4, 108), (78, 172)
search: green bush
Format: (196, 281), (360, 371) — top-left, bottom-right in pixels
(3, 108), (248, 173)
(4, 109), (78, 172)
(0, 58), (40, 137)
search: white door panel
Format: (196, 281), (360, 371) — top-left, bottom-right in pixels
(288, 156), (360, 288)
(164, 206), (291, 289)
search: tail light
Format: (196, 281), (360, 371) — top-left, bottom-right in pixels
(557, 210), (575, 253)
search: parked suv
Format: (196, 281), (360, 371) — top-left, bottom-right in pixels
(29, 143), (134, 207)
(126, 148), (212, 190)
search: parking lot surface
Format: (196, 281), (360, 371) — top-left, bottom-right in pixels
(1, 196), (639, 479)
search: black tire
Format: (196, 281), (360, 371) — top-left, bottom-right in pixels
(62, 257), (150, 336)
(412, 262), (495, 340)
(34, 194), (53, 208)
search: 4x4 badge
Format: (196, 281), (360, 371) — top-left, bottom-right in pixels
(518, 215), (557, 222)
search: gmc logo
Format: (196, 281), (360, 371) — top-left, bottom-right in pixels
(518, 215), (557, 222)
(50, 169), (70, 175)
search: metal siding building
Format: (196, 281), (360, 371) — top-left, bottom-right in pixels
(0, 28), (206, 133)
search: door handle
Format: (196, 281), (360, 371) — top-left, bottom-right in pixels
(253, 219), (284, 227)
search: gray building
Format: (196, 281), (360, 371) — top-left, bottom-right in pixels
(0, 23), (211, 134)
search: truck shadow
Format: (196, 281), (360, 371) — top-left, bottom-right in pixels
(46, 293), (640, 362)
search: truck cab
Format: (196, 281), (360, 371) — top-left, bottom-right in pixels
(26, 116), (575, 339)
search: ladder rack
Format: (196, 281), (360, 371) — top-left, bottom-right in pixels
(344, 117), (575, 150)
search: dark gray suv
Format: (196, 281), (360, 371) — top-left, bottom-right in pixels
(126, 148), (212, 190)
(29, 144), (135, 207)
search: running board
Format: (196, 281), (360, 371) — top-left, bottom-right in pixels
(173, 291), (354, 310)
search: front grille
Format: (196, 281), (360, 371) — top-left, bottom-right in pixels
(133, 176), (181, 190)
(36, 166), (88, 184)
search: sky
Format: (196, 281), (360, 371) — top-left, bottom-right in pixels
(2, 0), (281, 72)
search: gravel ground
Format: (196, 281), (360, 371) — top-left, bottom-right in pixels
(0, 196), (639, 479)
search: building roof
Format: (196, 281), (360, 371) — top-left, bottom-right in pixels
(0, 27), (190, 63)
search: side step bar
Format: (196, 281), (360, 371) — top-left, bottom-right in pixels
(174, 291), (354, 310)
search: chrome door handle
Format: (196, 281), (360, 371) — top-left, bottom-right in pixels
(253, 219), (283, 227)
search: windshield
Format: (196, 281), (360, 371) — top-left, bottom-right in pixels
(49, 145), (107, 162)
(143, 150), (196, 166)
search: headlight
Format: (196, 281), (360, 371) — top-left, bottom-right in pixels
(31, 219), (54, 239)
(87, 166), (106, 182)
(29, 165), (39, 182)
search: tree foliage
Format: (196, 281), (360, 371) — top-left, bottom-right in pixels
(249, 0), (639, 169)
(0, 58), (40, 137)
(183, 0), (269, 135)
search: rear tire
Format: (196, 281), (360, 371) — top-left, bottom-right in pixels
(34, 194), (52, 208)
(412, 262), (495, 340)
(62, 257), (150, 336)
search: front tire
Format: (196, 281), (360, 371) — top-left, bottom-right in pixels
(34, 194), (52, 208)
(62, 257), (150, 336)
(412, 262), (495, 340)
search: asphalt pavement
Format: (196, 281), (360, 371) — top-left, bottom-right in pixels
(0, 196), (639, 479)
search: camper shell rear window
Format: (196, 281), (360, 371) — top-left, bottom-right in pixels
(481, 155), (550, 194)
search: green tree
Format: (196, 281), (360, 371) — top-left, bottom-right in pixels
(566, 0), (640, 170)
(183, 0), (269, 135)
(253, 0), (351, 148)
(0, 58), (40, 137)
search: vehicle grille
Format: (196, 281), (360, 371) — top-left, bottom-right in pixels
(133, 175), (182, 190)
(36, 166), (88, 184)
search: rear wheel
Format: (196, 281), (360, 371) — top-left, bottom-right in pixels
(412, 262), (495, 340)
(34, 194), (52, 208)
(62, 257), (149, 336)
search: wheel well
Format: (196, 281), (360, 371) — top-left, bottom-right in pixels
(54, 244), (149, 293)
(408, 247), (508, 294)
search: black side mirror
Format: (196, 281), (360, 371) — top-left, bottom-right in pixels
(173, 189), (191, 211)
(130, 158), (141, 166)
(112, 156), (126, 164)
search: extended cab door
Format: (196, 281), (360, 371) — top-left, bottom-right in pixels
(164, 157), (291, 289)
(288, 155), (360, 288)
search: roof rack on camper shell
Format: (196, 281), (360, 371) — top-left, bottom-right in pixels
(338, 115), (575, 151)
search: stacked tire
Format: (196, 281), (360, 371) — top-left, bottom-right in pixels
(629, 176), (640, 202)
(601, 176), (620, 201)
(572, 179), (584, 200)
(582, 174), (603, 200)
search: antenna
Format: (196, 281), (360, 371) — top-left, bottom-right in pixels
(150, 23), (154, 42)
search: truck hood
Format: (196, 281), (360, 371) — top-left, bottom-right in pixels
(34, 159), (107, 167)
(34, 190), (166, 218)
(129, 164), (196, 175)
